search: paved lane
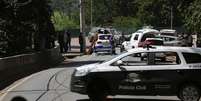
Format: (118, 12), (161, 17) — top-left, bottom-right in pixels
(0, 67), (88, 101)
(0, 53), (183, 101)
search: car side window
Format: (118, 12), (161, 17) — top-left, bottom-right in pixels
(117, 52), (148, 66)
(134, 34), (139, 40)
(182, 52), (201, 63)
(153, 52), (181, 65)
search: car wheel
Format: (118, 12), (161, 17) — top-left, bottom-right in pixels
(179, 84), (200, 101)
(88, 82), (107, 101)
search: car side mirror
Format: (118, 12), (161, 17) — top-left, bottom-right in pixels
(116, 60), (123, 66)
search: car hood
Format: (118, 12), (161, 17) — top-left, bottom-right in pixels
(76, 63), (99, 72)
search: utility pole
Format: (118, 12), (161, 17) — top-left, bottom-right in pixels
(79, 0), (86, 53)
(90, 0), (93, 29)
(170, 6), (173, 29)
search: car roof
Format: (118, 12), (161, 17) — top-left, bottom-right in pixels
(127, 46), (201, 54)
(160, 29), (176, 33)
(132, 28), (160, 36)
(158, 35), (178, 38)
(145, 38), (163, 41)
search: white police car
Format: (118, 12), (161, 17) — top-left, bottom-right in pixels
(71, 46), (201, 101)
(94, 34), (114, 54)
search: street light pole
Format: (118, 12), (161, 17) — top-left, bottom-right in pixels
(170, 6), (173, 29)
(79, 0), (85, 33)
(79, 0), (86, 53)
(90, 0), (93, 29)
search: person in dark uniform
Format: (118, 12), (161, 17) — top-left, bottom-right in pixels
(187, 33), (192, 47)
(58, 32), (64, 53)
(67, 30), (71, 51)
(64, 30), (68, 52)
(79, 32), (84, 53)
(110, 35), (116, 55)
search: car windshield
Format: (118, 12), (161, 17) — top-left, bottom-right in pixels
(99, 35), (112, 40)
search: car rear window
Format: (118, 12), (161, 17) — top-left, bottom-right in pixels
(182, 52), (201, 63)
(99, 35), (112, 40)
(141, 34), (155, 42)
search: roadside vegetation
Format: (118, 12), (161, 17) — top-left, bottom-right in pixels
(0, 0), (201, 57)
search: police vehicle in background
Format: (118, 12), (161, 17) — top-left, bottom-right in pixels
(94, 34), (114, 54)
(71, 46), (201, 101)
(121, 28), (161, 51)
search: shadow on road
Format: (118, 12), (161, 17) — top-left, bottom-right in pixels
(77, 98), (180, 101)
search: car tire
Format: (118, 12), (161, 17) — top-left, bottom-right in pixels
(88, 82), (107, 101)
(179, 84), (200, 101)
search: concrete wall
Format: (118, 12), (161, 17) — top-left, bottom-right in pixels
(0, 47), (63, 90)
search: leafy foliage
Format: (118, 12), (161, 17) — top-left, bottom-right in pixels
(184, 0), (201, 32)
(50, 0), (79, 31)
(112, 16), (142, 29)
(52, 11), (79, 31)
(0, 0), (55, 57)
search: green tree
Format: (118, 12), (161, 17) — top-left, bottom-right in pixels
(112, 16), (142, 29)
(50, 0), (79, 30)
(52, 11), (79, 31)
(184, 0), (201, 32)
(0, 0), (55, 56)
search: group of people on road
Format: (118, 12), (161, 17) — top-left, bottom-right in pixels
(178, 32), (198, 47)
(58, 30), (71, 53)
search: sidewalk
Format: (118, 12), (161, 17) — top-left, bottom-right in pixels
(61, 37), (90, 58)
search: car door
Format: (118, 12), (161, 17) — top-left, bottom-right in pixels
(114, 52), (156, 95)
(144, 51), (183, 95)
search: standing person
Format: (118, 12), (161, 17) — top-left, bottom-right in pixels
(79, 32), (84, 53)
(64, 30), (68, 52)
(187, 33), (193, 47)
(192, 32), (198, 48)
(110, 35), (116, 55)
(87, 33), (98, 54)
(182, 33), (188, 47)
(58, 32), (64, 53)
(67, 30), (71, 51)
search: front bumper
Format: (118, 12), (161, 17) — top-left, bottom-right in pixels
(70, 75), (87, 94)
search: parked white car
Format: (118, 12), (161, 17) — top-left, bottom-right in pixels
(160, 29), (177, 36)
(121, 28), (160, 51)
(158, 35), (181, 46)
(159, 29), (181, 46)
(71, 46), (201, 101)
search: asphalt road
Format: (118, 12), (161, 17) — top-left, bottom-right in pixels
(0, 51), (182, 101)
